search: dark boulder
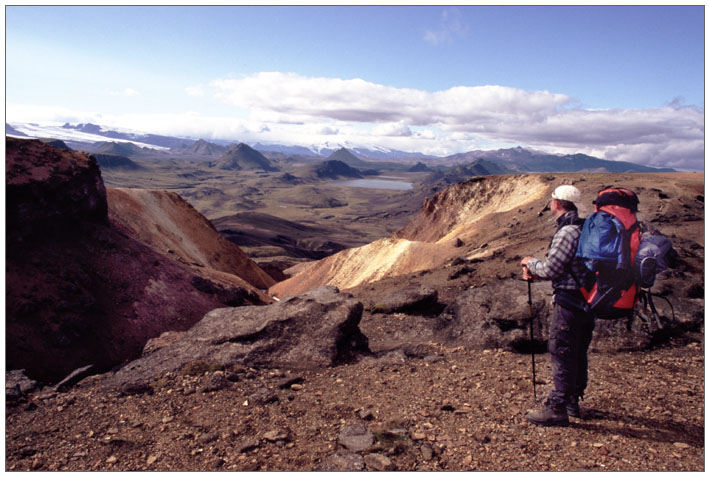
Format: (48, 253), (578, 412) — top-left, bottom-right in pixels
(370, 286), (442, 315)
(436, 281), (550, 353)
(6, 370), (40, 403)
(105, 286), (369, 390)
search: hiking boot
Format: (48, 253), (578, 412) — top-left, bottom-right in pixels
(526, 400), (569, 427)
(566, 396), (581, 418)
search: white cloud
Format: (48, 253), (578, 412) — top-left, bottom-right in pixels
(414, 129), (437, 140)
(319, 126), (339, 135)
(372, 122), (412, 137)
(208, 72), (704, 169)
(211, 72), (568, 126)
(424, 8), (469, 45)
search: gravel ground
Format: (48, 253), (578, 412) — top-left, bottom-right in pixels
(5, 333), (703, 472)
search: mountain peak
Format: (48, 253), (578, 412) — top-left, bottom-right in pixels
(326, 148), (365, 166)
(213, 143), (278, 172)
(311, 160), (364, 179)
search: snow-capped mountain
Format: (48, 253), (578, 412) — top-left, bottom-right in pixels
(7, 122), (433, 160)
(6, 122), (173, 151)
(5, 121), (674, 173)
(250, 140), (436, 161)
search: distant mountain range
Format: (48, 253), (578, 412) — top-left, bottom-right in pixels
(6, 121), (675, 173)
(61, 122), (192, 149)
(6, 124), (28, 137)
(5, 122), (432, 160)
(446, 146), (674, 173)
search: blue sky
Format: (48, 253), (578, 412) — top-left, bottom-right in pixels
(5, 5), (705, 170)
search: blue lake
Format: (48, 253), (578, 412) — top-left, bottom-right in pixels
(333, 178), (413, 190)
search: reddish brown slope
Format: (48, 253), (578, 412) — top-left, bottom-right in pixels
(5, 138), (271, 383)
(107, 188), (275, 291)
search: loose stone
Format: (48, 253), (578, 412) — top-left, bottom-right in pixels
(364, 453), (395, 471)
(338, 424), (374, 453)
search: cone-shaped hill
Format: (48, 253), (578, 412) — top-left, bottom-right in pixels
(212, 143), (278, 171)
(306, 159), (364, 179)
(326, 148), (371, 168)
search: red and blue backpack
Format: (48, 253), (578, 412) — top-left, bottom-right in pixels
(575, 187), (641, 319)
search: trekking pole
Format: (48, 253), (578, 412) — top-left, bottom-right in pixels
(527, 278), (538, 403)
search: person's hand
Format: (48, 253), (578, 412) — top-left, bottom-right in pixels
(521, 257), (536, 281)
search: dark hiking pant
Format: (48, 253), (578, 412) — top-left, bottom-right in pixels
(547, 300), (595, 406)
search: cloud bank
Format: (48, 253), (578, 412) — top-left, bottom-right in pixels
(208, 72), (703, 170)
(8, 72), (704, 170)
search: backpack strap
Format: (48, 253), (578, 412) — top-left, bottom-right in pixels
(618, 221), (639, 269)
(567, 265), (592, 314)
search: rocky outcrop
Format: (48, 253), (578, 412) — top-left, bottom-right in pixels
(397, 174), (548, 243)
(435, 279), (697, 353)
(5, 138), (271, 383)
(5, 370), (40, 403)
(436, 280), (551, 353)
(316, 451), (365, 471)
(6, 137), (108, 244)
(105, 287), (369, 391)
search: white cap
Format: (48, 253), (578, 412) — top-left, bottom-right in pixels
(552, 185), (587, 213)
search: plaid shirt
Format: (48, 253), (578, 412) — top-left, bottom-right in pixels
(526, 211), (590, 291)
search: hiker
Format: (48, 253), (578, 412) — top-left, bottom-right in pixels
(520, 184), (594, 427)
